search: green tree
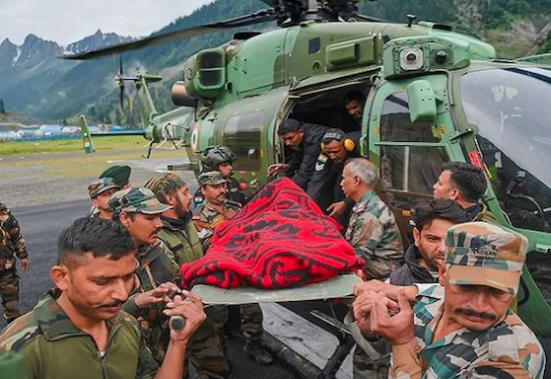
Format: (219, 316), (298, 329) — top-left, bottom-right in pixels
(0, 99), (5, 115)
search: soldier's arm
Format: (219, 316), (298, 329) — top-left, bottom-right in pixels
(4, 208), (28, 260)
(349, 213), (388, 278)
(389, 340), (423, 379)
(292, 144), (322, 190)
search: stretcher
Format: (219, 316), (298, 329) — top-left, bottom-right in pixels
(192, 274), (388, 379)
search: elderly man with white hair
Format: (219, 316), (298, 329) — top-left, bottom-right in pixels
(341, 158), (404, 280)
(341, 158), (405, 379)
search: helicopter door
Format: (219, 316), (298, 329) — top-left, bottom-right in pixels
(214, 88), (289, 183)
(366, 76), (452, 243)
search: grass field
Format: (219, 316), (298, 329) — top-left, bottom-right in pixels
(0, 136), (153, 156)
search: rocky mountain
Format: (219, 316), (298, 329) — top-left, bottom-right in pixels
(64, 29), (133, 57)
(0, 30), (133, 116)
(1, 0), (551, 122)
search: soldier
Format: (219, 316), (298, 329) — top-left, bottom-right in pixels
(341, 158), (404, 279)
(350, 200), (468, 378)
(200, 145), (247, 205)
(0, 217), (206, 379)
(267, 119), (330, 190)
(388, 199), (469, 286)
(88, 165), (133, 217)
(110, 188), (187, 365)
(195, 172), (273, 365)
(195, 172), (241, 248)
(433, 162), (498, 222)
(343, 90), (366, 130)
(340, 159), (403, 379)
(307, 128), (361, 228)
(354, 222), (546, 378)
(87, 177), (120, 220)
(145, 173), (230, 378)
(0, 203), (29, 325)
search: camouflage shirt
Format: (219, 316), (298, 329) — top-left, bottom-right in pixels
(0, 203), (28, 271)
(345, 191), (403, 280)
(195, 199), (241, 247)
(122, 241), (180, 363)
(390, 285), (546, 379)
(0, 289), (158, 379)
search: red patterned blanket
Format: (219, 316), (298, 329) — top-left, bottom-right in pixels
(180, 178), (365, 289)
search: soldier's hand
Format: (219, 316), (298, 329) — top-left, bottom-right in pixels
(163, 291), (206, 344)
(134, 282), (181, 308)
(19, 258), (30, 273)
(353, 290), (399, 334)
(354, 279), (396, 298)
(369, 289), (415, 345)
(327, 201), (347, 218)
(267, 163), (289, 176)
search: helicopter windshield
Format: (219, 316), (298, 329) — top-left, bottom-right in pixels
(461, 67), (551, 232)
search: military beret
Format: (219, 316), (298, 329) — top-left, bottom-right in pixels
(100, 165), (131, 187)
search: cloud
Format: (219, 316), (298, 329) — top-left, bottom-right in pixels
(0, 0), (215, 45)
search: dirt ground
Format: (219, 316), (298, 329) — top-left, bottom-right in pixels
(0, 149), (196, 208)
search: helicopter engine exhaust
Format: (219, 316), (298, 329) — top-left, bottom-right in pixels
(171, 81), (196, 107)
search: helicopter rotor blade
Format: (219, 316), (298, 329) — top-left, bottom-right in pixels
(62, 9), (275, 60)
(348, 11), (388, 23)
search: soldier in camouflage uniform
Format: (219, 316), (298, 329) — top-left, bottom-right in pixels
(88, 165), (132, 217)
(145, 173), (230, 378)
(341, 158), (404, 279)
(340, 158), (403, 379)
(195, 172), (242, 247)
(195, 172), (273, 365)
(0, 217), (206, 379)
(201, 145), (247, 205)
(0, 203), (29, 325)
(87, 177), (120, 220)
(354, 222), (546, 378)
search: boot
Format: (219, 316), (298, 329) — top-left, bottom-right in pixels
(243, 340), (274, 365)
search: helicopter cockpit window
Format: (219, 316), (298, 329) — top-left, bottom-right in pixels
(380, 92), (440, 143)
(377, 91), (449, 210)
(223, 112), (264, 172)
(461, 67), (551, 233)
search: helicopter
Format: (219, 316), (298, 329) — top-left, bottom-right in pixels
(65, 0), (551, 371)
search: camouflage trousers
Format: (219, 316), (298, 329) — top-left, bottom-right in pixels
(188, 307), (230, 378)
(140, 307), (228, 379)
(212, 303), (264, 346)
(352, 338), (391, 379)
(0, 268), (20, 322)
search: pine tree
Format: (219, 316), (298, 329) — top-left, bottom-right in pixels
(0, 100), (5, 115)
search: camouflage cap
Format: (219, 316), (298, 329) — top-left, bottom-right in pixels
(145, 173), (186, 202)
(198, 171), (226, 187)
(100, 165), (131, 187)
(109, 187), (172, 216)
(88, 177), (120, 199)
(445, 222), (528, 295)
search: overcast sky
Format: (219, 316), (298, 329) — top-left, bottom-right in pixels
(0, 0), (215, 46)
